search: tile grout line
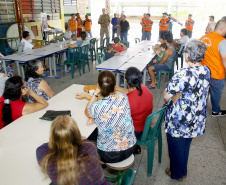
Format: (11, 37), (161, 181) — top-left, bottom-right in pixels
(217, 118), (226, 151)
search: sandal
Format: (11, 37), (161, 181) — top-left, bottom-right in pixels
(146, 85), (155, 90)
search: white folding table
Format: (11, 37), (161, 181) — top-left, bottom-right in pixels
(0, 84), (96, 185)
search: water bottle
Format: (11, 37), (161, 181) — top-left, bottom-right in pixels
(18, 42), (25, 55)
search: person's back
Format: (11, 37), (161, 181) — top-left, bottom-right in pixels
(127, 85), (153, 132)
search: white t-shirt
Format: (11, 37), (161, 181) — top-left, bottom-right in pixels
(70, 40), (77, 44)
(64, 31), (72, 39)
(21, 38), (33, 51)
(207, 21), (216, 33)
(179, 36), (189, 54)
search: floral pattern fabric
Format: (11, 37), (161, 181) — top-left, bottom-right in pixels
(88, 93), (136, 152)
(165, 66), (211, 138)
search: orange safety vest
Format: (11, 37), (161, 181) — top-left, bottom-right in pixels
(159, 18), (170, 31)
(200, 32), (225, 79)
(69, 18), (77, 31)
(84, 19), (92, 31)
(76, 18), (82, 29)
(143, 19), (153, 32)
(185, 19), (194, 31)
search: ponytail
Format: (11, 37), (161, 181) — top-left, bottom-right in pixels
(98, 71), (116, 97)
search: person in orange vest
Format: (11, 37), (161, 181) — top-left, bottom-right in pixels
(140, 13), (147, 31)
(200, 20), (226, 117)
(84, 15), (92, 37)
(159, 12), (170, 36)
(185, 14), (195, 38)
(142, 13), (153, 41)
(76, 13), (83, 37)
(68, 14), (77, 36)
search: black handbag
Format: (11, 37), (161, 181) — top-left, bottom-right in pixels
(39, 110), (71, 121)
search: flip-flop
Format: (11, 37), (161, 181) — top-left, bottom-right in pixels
(147, 85), (155, 90)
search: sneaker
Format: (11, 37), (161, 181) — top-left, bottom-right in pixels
(212, 110), (226, 117)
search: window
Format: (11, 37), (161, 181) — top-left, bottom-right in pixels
(63, 0), (88, 6)
(21, 0), (61, 21)
(0, 0), (16, 23)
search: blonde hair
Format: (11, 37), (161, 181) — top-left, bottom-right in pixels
(40, 115), (89, 185)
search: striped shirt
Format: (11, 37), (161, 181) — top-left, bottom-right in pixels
(36, 140), (110, 185)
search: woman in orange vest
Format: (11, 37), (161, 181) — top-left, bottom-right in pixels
(68, 14), (77, 36)
(84, 14), (92, 37)
(76, 13), (83, 37)
(185, 14), (195, 38)
(159, 12), (170, 36)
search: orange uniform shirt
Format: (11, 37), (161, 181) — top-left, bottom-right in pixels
(142, 19), (153, 32)
(68, 18), (77, 31)
(200, 32), (225, 79)
(159, 18), (170, 31)
(76, 18), (83, 29)
(185, 19), (195, 31)
(84, 19), (92, 31)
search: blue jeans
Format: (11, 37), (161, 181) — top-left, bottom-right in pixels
(120, 32), (128, 41)
(148, 60), (170, 72)
(210, 78), (225, 113)
(167, 133), (193, 180)
(85, 31), (92, 37)
(142, 31), (151, 41)
(187, 30), (192, 38)
(71, 31), (77, 36)
(159, 31), (168, 36)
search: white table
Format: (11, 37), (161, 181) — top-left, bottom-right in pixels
(0, 84), (96, 185)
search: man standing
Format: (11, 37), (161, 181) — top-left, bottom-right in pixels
(98, 8), (110, 46)
(68, 14), (77, 35)
(120, 15), (130, 41)
(200, 20), (226, 117)
(142, 13), (153, 41)
(116, 13), (121, 37)
(84, 15), (92, 37)
(168, 14), (173, 33)
(111, 13), (118, 41)
(185, 14), (195, 38)
(141, 13), (147, 32)
(76, 13), (83, 37)
(175, 28), (189, 54)
(205, 15), (216, 34)
(159, 12), (170, 36)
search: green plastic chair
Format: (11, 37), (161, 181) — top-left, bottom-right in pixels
(89, 38), (96, 62)
(176, 44), (185, 69)
(80, 45), (90, 74)
(97, 53), (105, 64)
(97, 37), (110, 54)
(63, 47), (81, 78)
(121, 168), (136, 185)
(137, 106), (166, 177)
(156, 54), (178, 89)
(120, 40), (130, 48)
(53, 38), (60, 43)
(134, 38), (140, 43)
(103, 48), (107, 56)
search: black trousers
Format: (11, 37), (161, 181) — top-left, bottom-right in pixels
(112, 29), (117, 40)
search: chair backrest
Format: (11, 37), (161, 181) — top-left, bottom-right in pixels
(178, 44), (185, 56)
(103, 37), (110, 47)
(67, 47), (81, 63)
(80, 45), (89, 58)
(170, 54), (178, 74)
(121, 40), (130, 48)
(89, 38), (96, 50)
(97, 53), (105, 64)
(103, 47), (107, 55)
(140, 106), (166, 142)
(134, 38), (140, 44)
(121, 168), (136, 185)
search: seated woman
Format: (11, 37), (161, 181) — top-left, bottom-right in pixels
(0, 76), (48, 129)
(25, 60), (55, 103)
(36, 115), (110, 185)
(116, 67), (153, 153)
(79, 71), (136, 163)
(69, 31), (90, 48)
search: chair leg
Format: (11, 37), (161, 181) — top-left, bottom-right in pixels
(106, 170), (123, 183)
(63, 65), (65, 76)
(147, 142), (155, 177)
(157, 72), (161, 89)
(78, 62), (81, 76)
(158, 130), (162, 163)
(71, 65), (75, 79)
(181, 56), (183, 68)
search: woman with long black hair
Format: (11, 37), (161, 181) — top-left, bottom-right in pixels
(0, 76), (48, 129)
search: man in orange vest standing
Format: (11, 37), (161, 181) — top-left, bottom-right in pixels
(142, 13), (153, 41)
(68, 14), (77, 36)
(185, 14), (195, 38)
(159, 12), (170, 36)
(76, 13), (83, 37)
(200, 20), (226, 117)
(84, 14), (92, 37)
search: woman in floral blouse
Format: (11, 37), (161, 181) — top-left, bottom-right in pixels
(163, 39), (211, 181)
(84, 71), (136, 163)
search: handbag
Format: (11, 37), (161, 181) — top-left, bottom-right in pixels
(39, 110), (71, 121)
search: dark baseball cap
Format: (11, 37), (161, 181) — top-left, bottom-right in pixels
(209, 15), (214, 19)
(162, 12), (168, 15)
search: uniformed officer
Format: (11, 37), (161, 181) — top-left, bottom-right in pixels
(98, 8), (110, 46)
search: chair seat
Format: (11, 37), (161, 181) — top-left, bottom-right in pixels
(106, 154), (134, 170)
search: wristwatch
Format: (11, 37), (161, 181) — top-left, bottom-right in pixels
(94, 94), (99, 98)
